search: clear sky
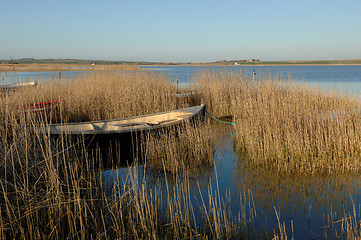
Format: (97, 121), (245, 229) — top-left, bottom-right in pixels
(1, 0), (361, 62)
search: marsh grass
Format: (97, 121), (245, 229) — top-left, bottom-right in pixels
(0, 71), (175, 238)
(233, 77), (361, 174)
(0, 70), (262, 239)
(193, 70), (242, 118)
(0, 117), (100, 238)
(142, 120), (215, 175)
(2, 69), (361, 238)
(0, 117), (258, 239)
(3, 70), (189, 123)
(193, 69), (361, 174)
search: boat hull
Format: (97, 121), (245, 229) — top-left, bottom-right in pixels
(30, 105), (206, 167)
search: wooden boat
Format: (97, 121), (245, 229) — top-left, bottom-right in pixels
(30, 104), (205, 137)
(0, 81), (37, 92)
(29, 104), (205, 167)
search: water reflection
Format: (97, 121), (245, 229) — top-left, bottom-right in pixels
(101, 124), (361, 238)
(233, 141), (361, 238)
(234, 156), (361, 215)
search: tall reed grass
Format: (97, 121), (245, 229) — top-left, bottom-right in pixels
(5, 71), (183, 122)
(0, 70), (264, 239)
(142, 121), (214, 175)
(0, 115), (260, 239)
(194, 69), (361, 174)
(2, 69), (361, 239)
(234, 78), (361, 174)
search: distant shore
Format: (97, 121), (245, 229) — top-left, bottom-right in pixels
(0, 64), (140, 72)
(1, 60), (361, 72)
(180, 59), (361, 66)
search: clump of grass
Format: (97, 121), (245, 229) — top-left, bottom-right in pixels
(142, 121), (214, 176)
(102, 163), (267, 239)
(0, 115), (101, 238)
(233, 76), (361, 174)
(194, 69), (361, 174)
(3, 70), (187, 123)
(193, 69), (242, 118)
(59, 71), (180, 122)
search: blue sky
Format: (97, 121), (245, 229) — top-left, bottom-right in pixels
(1, 0), (361, 62)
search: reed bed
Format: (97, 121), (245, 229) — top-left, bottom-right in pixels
(234, 78), (361, 174)
(0, 70), (264, 239)
(0, 117), (259, 239)
(142, 121), (215, 175)
(2, 69), (361, 238)
(194, 70), (361, 174)
(0, 117), (99, 238)
(193, 70), (242, 118)
(3, 70), (194, 123)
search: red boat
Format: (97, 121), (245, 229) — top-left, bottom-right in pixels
(15, 98), (64, 113)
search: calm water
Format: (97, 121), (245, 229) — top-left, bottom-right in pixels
(0, 70), (87, 84)
(103, 126), (361, 239)
(112, 65), (361, 238)
(142, 65), (361, 96)
(5, 65), (361, 238)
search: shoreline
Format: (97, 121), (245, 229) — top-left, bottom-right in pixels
(1, 62), (360, 73)
(0, 64), (141, 73)
(146, 63), (361, 67)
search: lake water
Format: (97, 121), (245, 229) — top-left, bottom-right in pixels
(103, 127), (361, 239)
(141, 65), (361, 96)
(121, 65), (361, 238)
(140, 65), (361, 238)
(5, 65), (361, 238)
(0, 71), (84, 84)
(3, 65), (361, 96)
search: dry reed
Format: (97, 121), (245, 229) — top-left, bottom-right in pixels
(5, 71), (183, 122)
(0, 70), (261, 239)
(142, 121), (214, 176)
(194, 69), (361, 174)
(2, 69), (361, 239)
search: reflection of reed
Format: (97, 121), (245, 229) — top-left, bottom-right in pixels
(233, 154), (361, 219)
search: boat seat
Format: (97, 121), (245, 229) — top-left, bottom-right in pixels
(176, 113), (192, 118)
(77, 124), (95, 131)
(53, 123), (95, 132)
(157, 118), (179, 124)
(101, 123), (150, 131)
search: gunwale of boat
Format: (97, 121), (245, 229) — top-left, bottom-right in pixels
(36, 104), (205, 135)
